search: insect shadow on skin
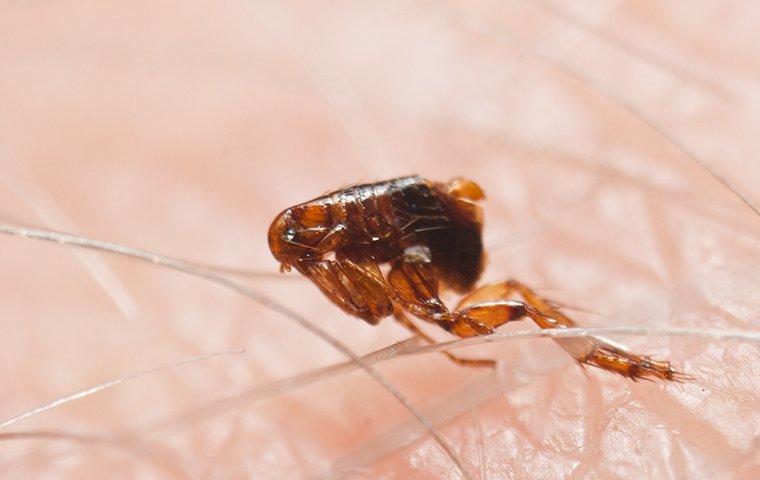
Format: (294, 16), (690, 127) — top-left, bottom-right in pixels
(268, 175), (689, 381)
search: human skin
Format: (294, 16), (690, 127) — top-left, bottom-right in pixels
(1, 1), (759, 479)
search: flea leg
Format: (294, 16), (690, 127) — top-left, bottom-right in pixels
(295, 257), (394, 325)
(455, 280), (688, 382)
(387, 246), (502, 366)
(394, 308), (496, 368)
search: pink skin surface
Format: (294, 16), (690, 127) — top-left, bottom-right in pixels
(1, 1), (759, 479)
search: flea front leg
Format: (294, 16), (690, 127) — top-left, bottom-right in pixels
(295, 257), (394, 325)
(456, 280), (688, 381)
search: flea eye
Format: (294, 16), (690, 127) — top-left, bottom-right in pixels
(283, 228), (297, 242)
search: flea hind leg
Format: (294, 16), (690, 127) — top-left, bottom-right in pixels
(393, 308), (496, 368)
(455, 280), (688, 382)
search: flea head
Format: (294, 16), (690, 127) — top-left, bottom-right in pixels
(268, 205), (345, 271)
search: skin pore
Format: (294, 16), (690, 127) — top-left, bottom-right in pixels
(1, 1), (759, 479)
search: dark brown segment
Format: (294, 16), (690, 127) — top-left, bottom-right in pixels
(390, 179), (485, 292)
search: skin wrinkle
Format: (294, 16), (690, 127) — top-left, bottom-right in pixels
(1, 1), (759, 479)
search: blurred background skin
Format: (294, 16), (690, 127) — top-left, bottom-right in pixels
(1, 1), (759, 478)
